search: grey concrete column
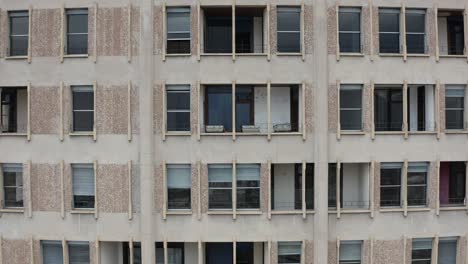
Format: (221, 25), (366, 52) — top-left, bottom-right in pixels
(139, 0), (156, 262)
(313, 0), (329, 263)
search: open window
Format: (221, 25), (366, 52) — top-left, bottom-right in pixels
(277, 7), (301, 53)
(374, 85), (403, 132)
(166, 7), (191, 54)
(1, 163), (23, 209)
(438, 10), (465, 56)
(72, 164), (95, 209)
(167, 164), (191, 210)
(271, 85), (301, 133)
(411, 238), (432, 264)
(407, 85), (435, 132)
(271, 163), (313, 211)
(96, 241), (141, 264)
(1, 87), (28, 134)
(123, 242), (141, 264)
(8, 11), (29, 57)
(379, 8), (401, 54)
(440, 162), (466, 207)
(202, 85), (232, 133)
(203, 7), (232, 53)
(235, 7), (265, 54)
(156, 242), (185, 264)
(65, 9), (89, 55)
(445, 85), (466, 130)
(339, 240), (362, 264)
(328, 163), (370, 210)
(236, 85), (268, 134)
(406, 9), (427, 54)
(339, 7), (362, 53)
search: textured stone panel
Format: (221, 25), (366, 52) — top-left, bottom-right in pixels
(327, 6), (337, 55)
(153, 84), (163, 134)
(362, 7), (371, 55)
(132, 164), (141, 213)
(373, 240), (404, 264)
(305, 240), (313, 264)
(269, 5), (277, 54)
(2, 239), (31, 264)
(63, 86), (73, 134)
(428, 162), (437, 209)
(374, 162), (381, 210)
(405, 238), (412, 264)
(131, 85), (140, 135)
(260, 163), (269, 213)
(457, 236), (466, 264)
(0, 10), (7, 57)
(153, 6), (163, 55)
(23, 163), (31, 215)
(328, 83), (338, 133)
(88, 7), (96, 57)
(96, 7), (127, 56)
(201, 163), (208, 213)
(191, 163), (199, 213)
(33, 240), (41, 264)
(191, 5), (198, 56)
(64, 163), (73, 211)
(90, 241), (96, 264)
(131, 7), (140, 56)
(31, 163), (61, 212)
(427, 9), (436, 56)
(154, 163), (164, 212)
(372, 7), (379, 55)
(439, 84), (446, 132)
(30, 86), (60, 135)
(96, 85), (128, 134)
(97, 164), (129, 213)
(362, 240), (371, 264)
(328, 241), (337, 264)
(304, 5), (313, 56)
(190, 82), (198, 134)
(363, 83), (372, 133)
(31, 9), (61, 57)
(270, 242), (278, 264)
(305, 83), (314, 135)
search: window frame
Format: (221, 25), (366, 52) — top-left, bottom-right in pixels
(445, 85), (466, 130)
(1, 163), (24, 209)
(65, 8), (89, 55)
(8, 10), (29, 57)
(68, 241), (90, 264)
(41, 240), (64, 264)
(405, 9), (427, 55)
(277, 241), (302, 264)
(208, 164), (233, 210)
(378, 8), (402, 54)
(338, 7), (362, 54)
(166, 85), (191, 133)
(437, 237), (458, 264)
(71, 163), (95, 210)
(407, 162), (428, 207)
(339, 240), (363, 264)
(411, 238), (433, 264)
(276, 6), (302, 54)
(380, 163), (403, 208)
(374, 86), (404, 132)
(340, 84), (363, 131)
(166, 6), (192, 55)
(166, 164), (192, 210)
(236, 164), (261, 210)
(71, 85), (94, 133)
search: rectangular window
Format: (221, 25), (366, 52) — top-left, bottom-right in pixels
(278, 241), (302, 264)
(167, 7), (191, 54)
(438, 11), (465, 55)
(208, 164), (233, 209)
(68, 242), (90, 264)
(2, 164), (23, 208)
(339, 241), (362, 264)
(407, 162), (428, 207)
(156, 242), (184, 264)
(66, 9), (88, 55)
(205, 243), (233, 264)
(339, 7), (361, 53)
(72, 164), (95, 209)
(203, 8), (232, 53)
(277, 7), (301, 53)
(440, 162), (466, 207)
(407, 85), (435, 132)
(438, 237), (457, 264)
(236, 164), (260, 209)
(8, 11), (29, 56)
(445, 86), (466, 130)
(271, 163), (313, 211)
(167, 164), (191, 210)
(204, 86), (232, 133)
(72, 86), (94, 132)
(123, 242), (141, 264)
(1, 87), (28, 134)
(406, 9), (426, 54)
(236, 85), (254, 132)
(380, 163), (403, 207)
(340, 84), (363, 131)
(235, 7), (265, 54)
(411, 238), (432, 264)
(374, 86), (403, 132)
(379, 8), (401, 53)
(166, 85), (191, 132)
(42, 241), (64, 264)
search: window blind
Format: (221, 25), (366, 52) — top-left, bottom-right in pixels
(42, 241), (64, 264)
(167, 7), (191, 39)
(208, 165), (232, 183)
(72, 165), (94, 196)
(438, 238), (457, 264)
(340, 241), (362, 261)
(412, 239), (432, 250)
(68, 242), (90, 264)
(408, 162), (428, 173)
(167, 165), (191, 188)
(446, 87), (465, 97)
(236, 164), (260, 181)
(381, 163), (403, 169)
(278, 242), (302, 255)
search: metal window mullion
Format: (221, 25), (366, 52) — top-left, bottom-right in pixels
(163, 160), (167, 220)
(233, 160), (237, 219)
(337, 80), (341, 140)
(162, 81), (166, 141)
(337, 160), (341, 218)
(403, 160), (408, 216)
(162, 2), (166, 61)
(302, 161), (306, 219)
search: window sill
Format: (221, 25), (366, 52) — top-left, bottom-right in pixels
(445, 130), (468, 134)
(374, 131), (404, 135)
(439, 54), (466, 59)
(407, 54), (430, 58)
(271, 132), (302, 136)
(236, 53), (268, 57)
(271, 210), (308, 215)
(207, 210), (233, 215)
(70, 209), (95, 214)
(237, 132), (268, 136)
(63, 54), (89, 58)
(5, 56), (28, 60)
(379, 53), (403, 57)
(439, 206), (467, 211)
(200, 53), (232, 56)
(167, 210), (192, 215)
(408, 131), (437, 135)
(0, 133), (27, 137)
(165, 53), (191, 57)
(200, 132), (233, 136)
(0, 208), (25, 213)
(340, 131), (365, 135)
(237, 210), (262, 215)
(166, 132), (191, 136)
(339, 53), (365, 57)
(276, 52), (302, 56)
(329, 209), (371, 214)
(69, 132), (94, 136)
(379, 208), (404, 212)
(407, 207), (431, 212)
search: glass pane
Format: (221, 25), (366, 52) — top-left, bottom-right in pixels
(167, 40), (191, 54)
(339, 10), (360, 32)
(167, 9), (190, 33)
(168, 189), (191, 209)
(381, 168), (401, 185)
(340, 110), (362, 130)
(340, 242), (362, 262)
(73, 111), (94, 132)
(446, 96), (465, 109)
(438, 240), (457, 264)
(445, 110), (464, 130)
(69, 243), (90, 264)
(167, 112), (190, 132)
(277, 8), (300, 32)
(67, 13), (88, 34)
(236, 243), (254, 264)
(209, 189), (232, 209)
(379, 10), (400, 32)
(42, 241), (64, 264)
(340, 87), (362, 108)
(73, 90), (94, 110)
(4, 187), (23, 207)
(380, 186), (401, 207)
(237, 188), (260, 209)
(408, 172), (427, 185)
(379, 33), (400, 53)
(206, 87), (232, 131)
(204, 17), (232, 53)
(406, 12), (425, 33)
(167, 32), (191, 39)
(9, 36), (28, 56)
(339, 32), (361, 53)
(375, 89), (403, 131)
(73, 195), (95, 209)
(67, 34), (88, 55)
(407, 186), (426, 206)
(167, 91), (190, 110)
(10, 14), (29, 35)
(406, 34), (425, 54)
(277, 32), (300, 52)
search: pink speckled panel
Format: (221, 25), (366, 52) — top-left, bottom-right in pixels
(373, 240), (404, 264)
(269, 5), (277, 55)
(374, 162), (381, 210)
(190, 82), (198, 134)
(0, 10), (7, 57)
(63, 86), (72, 135)
(305, 240), (313, 264)
(64, 163), (73, 211)
(328, 83), (338, 133)
(456, 236), (466, 264)
(427, 9), (436, 56)
(428, 162), (437, 209)
(88, 7), (96, 57)
(96, 7), (127, 56)
(131, 6), (140, 56)
(327, 6), (337, 55)
(363, 83), (372, 133)
(201, 163), (208, 213)
(362, 240), (371, 264)
(154, 163), (164, 212)
(405, 238), (412, 264)
(260, 163), (269, 213)
(30, 86), (60, 135)
(31, 164), (61, 212)
(33, 240), (41, 264)
(2, 239), (31, 264)
(305, 83), (314, 135)
(191, 163), (198, 213)
(31, 9), (61, 57)
(439, 84), (446, 132)
(23, 163), (31, 215)
(362, 7), (371, 55)
(191, 5), (198, 56)
(304, 5), (313, 56)
(131, 164), (141, 213)
(328, 241), (337, 264)
(90, 241), (96, 264)
(372, 7), (379, 55)
(154, 84), (163, 134)
(96, 85), (128, 134)
(97, 164), (129, 213)
(270, 242), (278, 264)
(131, 85), (140, 135)
(154, 6), (163, 55)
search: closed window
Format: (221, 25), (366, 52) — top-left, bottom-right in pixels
(278, 242), (301, 264)
(236, 164), (260, 209)
(66, 9), (88, 55)
(167, 7), (191, 54)
(407, 162), (428, 207)
(380, 163), (402, 207)
(42, 241), (64, 264)
(156, 242), (184, 264)
(374, 86), (403, 131)
(412, 238), (432, 264)
(406, 9), (426, 54)
(72, 86), (94, 132)
(2, 164), (23, 208)
(8, 11), (29, 56)
(340, 85), (362, 131)
(277, 7), (301, 53)
(166, 85), (190, 132)
(72, 164), (95, 209)
(379, 8), (400, 53)
(438, 237), (457, 264)
(340, 241), (362, 264)
(445, 86), (466, 130)
(339, 8), (361, 53)
(68, 242), (90, 264)
(167, 164), (191, 210)
(208, 164), (232, 209)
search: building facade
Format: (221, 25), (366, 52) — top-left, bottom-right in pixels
(0, 0), (467, 263)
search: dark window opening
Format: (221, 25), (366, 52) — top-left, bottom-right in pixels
(277, 7), (301, 53)
(445, 86), (465, 130)
(339, 7), (361, 53)
(374, 87), (403, 131)
(72, 86), (94, 132)
(236, 86), (254, 132)
(340, 85), (363, 131)
(236, 164), (260, 209)
(122, 242), (142, 264)
(440, 162), (466, 207)
(208, 164), (233, 209)
(206, 243), (233, 264)
(166, 85), (190, 132)
(235, 8), (264, 53)
(408, 85), (435, 132)
(204, 8), (232, 53)
(328, 163), (343, 208)
(438, 11), (465, 55)
(8, 11), (29, 56)
(2, 164), (23, 208)
(411, 239), (432, 264)
(380, 163), (403, 207)
(407, 162), (428, 207)
(379, 8), (401, 53)
(167, 7), (191, 54)
(204, 85), (232, 133)
(271, 163), (313, 211)
(167, 165), (191, 210)
(156, 242), (185, 264)
(406, 9), (426, 54)
(66, 9), (88, 55)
